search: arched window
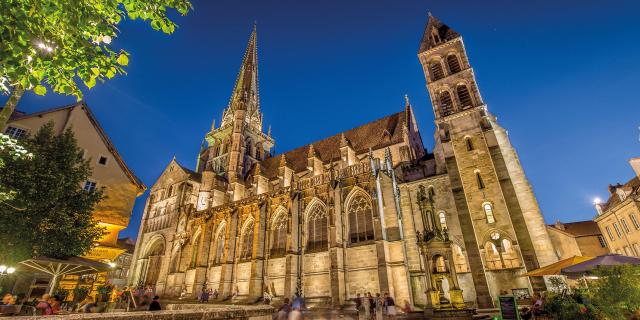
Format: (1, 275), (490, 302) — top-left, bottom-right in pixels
(255, 143), (263, 160)
(476, 171), (485, 190)
(439, 91), (454, 117)
(214, 228), (226, 264)
(501, 239), (521, 268)
(452, 245), (469, 273)
(447, 54), (461, 74)
(306, 203), (328, 253)
(348, 193), (374, 244)
(438, 211), (447, 230)
(483, 203), (495, 224)
(465, 137), (474, 151)
(430, 61), (445, 81)
(485, 241), (502, 270)
(270, 213), (288, 257)
(434, 255), (447, 273)
(239, 221), (254, 261)
(456, 85), (472, 109)
(190, 234), (200, 268)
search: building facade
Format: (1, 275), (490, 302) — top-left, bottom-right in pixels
(547, 221), (609, 259)
(594, 158), (640, 257)
(130, 16), (557, 308)
(5, 102), (146, 296)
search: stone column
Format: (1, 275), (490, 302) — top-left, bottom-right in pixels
(218, 211), (239, 298)
(248, 204), (267, 301)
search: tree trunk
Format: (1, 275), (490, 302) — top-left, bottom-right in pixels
(0, 85), (25, 132)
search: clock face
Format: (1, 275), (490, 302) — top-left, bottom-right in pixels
(490, 232), (500, 240)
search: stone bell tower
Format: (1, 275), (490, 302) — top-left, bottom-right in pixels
(418, 14), (557, 307)
(197, 24), (275, 207)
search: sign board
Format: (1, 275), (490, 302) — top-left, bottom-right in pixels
(499, 295), (520, 320)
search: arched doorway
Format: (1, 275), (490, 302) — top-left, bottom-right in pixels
(142, 237), (165, 286)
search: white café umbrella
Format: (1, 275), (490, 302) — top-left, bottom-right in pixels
(19, 256), (111, 294)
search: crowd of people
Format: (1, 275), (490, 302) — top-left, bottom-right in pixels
(354, 292), (401, 320)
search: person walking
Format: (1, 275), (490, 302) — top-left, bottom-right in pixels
(276, 297), (291, 320)
(363, 293), (371, 320)
(374, 293), (383, 320)
(35, 294), (52, 315)
(383, 293), (396, 320)
(149, 296), (162, 311)
(213, 288), (219, 300)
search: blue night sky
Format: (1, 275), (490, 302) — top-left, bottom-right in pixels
(5, 0), (639, 239)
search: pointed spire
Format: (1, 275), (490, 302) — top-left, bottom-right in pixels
(211, 118), (216, 131)
(279, 154), (289, 167)
(418, 14), (461, 53)
(404, 94), (412, 128)
(226, 24), (260, 114)
(308, 144), (318, 158)
(267, 125), (272, 137)
(340, 133), (351, 148)
(253, 162), (263, 176)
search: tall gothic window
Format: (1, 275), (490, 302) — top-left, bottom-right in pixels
(483, 203), (495, 224)
(447, 54), (461, 74)
(484, 241), (502, 270)
(456, 85), (472, 109)
(438, 211), (447, 230)
(430, 61), (445, 81)
(239, 221), (254, 261)
(306, 203), (328, 253)
(501, 238), (521, 268)
(439, 91), (454, 117)
(214, 228), (226, 264)
(190, 234), (200, 268)
(452, 245), (469, 273)
(270, 213), (288, 257)
(348, 194), (374, 244)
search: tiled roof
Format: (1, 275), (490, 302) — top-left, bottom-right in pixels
(257, 110), (407, 179)
(549, 221), (602, 237)
(418, 14), (461, 53)
(602, 176), (640, 212)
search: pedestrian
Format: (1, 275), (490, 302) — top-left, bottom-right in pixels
(375, 293), (383, 320)
(149, 296), (162, 311)
(355, 293), (363, 319)
(213, 288), (219, 300)
(276, 297), (291, 320)
(288, 298), (303, 320)
(401, 300), (412, 313)
(137, 295), (150, 311)
(383, 292), (396, 319)
(363, 293), (371, 319)
(1, 293), (11, 305)
(200, 288), (209, 303)
(35, 294), (52, 315)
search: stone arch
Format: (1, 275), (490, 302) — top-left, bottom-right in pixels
(142, 234), (166, 258)
(238, 215), (255, 261)
(344, 187), (375, 244)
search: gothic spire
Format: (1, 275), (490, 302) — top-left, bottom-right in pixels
(226, 24), (260, 115)
(418, 14), (461, 54)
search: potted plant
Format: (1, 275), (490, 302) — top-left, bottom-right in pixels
(72, 287), (90, 303)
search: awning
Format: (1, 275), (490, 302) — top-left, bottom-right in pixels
(19, 256), (111, 294)
(561, 253), (640, 275)
(522, 255), (595, 277)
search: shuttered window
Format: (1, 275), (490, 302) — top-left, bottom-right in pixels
(439, 91), (454, 117)
(447, 55), (461, 74)
(457, 85), (472, 109)
(430, 62), (445, 81)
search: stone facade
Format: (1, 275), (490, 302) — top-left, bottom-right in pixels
(130, 16), (557, 309)
(547, 221), (609, 259)
(594, 158), (640, 257)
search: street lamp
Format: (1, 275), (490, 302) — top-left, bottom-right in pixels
(0, 265), (16, 276)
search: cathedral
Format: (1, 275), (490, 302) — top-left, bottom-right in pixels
(129, 15), (558, 309)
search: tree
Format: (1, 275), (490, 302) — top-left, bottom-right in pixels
(0, 123), (105, 263)
(0, 0), (192, 130)
(591, 264), (640, 319)
(0, 133), (32, 203)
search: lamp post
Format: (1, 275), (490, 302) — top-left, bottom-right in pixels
(0, 265), (16, 293)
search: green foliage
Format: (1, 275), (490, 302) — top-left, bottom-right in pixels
(53, 288), (70, 302)
(0, 134), (32, 202)
(96, 282), (114, 296)
(545, 291), (598, 320)
(0, 0), (191, 97)
(590, 264), (640, 319)
(72, 287), (90, 302)
(0, 123), (106, 263)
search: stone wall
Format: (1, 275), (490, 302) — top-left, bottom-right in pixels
(13, 304), (273, 320)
